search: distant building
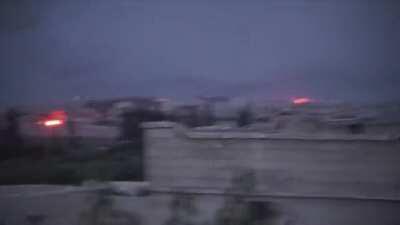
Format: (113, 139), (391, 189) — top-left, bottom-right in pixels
(85, 97), (162, 120)
(173, 104), (201, 127)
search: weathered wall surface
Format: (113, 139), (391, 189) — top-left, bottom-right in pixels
(144, 122), (400, 201)
(143, 122), (400, 224)
(2, 186), (400, 225)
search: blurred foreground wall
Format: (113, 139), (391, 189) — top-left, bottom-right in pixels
(143, 121), (400, 225)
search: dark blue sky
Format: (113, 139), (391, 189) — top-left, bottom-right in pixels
(1, 0), (399, 107)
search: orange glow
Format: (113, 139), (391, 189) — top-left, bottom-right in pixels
(44, 119), (63, 127)
(49, 110), (67, 121)
(293, 97), (312, 105)
(38, 110), (67, 128)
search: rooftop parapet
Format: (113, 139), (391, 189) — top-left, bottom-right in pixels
(142, 121), (399, 141)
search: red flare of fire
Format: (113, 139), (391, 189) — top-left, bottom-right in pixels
(44, 119), (64, 127)
(292, 97), (312, 105)
(38, 110), (67, 128)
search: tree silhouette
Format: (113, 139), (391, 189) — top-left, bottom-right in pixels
(237, 105), (254, 127)
(1, 109), (22, 160)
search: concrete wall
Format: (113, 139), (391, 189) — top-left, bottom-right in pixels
(144, 122), (400, 200)
(143, 122), (400, 224)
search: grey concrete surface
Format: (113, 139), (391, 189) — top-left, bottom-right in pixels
(1, 186), (400, 225)
(142, 122), (400, 225)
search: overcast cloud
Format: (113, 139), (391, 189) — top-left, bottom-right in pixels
(1, 0), (399, 107)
